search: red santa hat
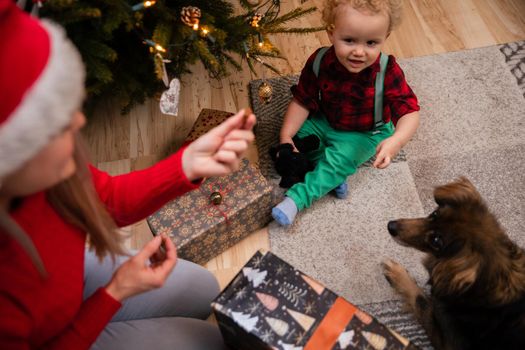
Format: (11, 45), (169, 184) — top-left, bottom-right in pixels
(0, 1), (85, 179)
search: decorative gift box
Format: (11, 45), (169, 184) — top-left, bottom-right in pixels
(212, 251), (419, 350)
(186, 108), (233, 141)
(147, 160), (273, 265)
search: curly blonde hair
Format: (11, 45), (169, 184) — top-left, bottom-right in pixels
(322, 0), (403, 33)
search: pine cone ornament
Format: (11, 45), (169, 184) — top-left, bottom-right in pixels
(181, 6), (201, 28)
(258, 81), (273, 103)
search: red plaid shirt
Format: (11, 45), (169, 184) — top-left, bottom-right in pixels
(291, 46), (420, 131)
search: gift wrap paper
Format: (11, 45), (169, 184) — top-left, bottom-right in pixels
(213, 251), (420, 350)
(147, 161), (273, 265)
(186, 109), (233, 141)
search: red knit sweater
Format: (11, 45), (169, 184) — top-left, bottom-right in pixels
(0, 148), (200, 349)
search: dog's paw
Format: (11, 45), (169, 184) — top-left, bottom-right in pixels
(381, 259), (420, 300)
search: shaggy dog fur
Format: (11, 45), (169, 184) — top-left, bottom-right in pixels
(382, 177), (525, 350)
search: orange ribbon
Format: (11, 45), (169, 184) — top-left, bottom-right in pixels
(304, 297), (356, 350)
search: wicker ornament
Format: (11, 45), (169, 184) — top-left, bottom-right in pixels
(258, 81), (273, 103)
(181, 6), (201, 28)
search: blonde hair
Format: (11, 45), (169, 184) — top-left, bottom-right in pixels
(322, 0), (403, 33)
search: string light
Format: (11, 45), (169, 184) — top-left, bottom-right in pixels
(144, 39), (166, 53)
(193, 23), (199, 30)
(131, 1), (156, 11)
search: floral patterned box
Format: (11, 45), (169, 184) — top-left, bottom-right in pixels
(147, 160), (273, 265)
(212, 251), (420, 350)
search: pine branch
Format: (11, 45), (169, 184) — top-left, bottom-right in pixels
(264, 7), (317, 28)
(223, 53), (243, 71)
(265, 26), (325, 34)
(237, 0), (255, 10)
(82, 40), (118, 62)
(34, 0), (322, 114)
(47, 7), (102, 25)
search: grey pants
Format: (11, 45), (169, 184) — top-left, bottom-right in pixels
(84, 249), (228, 350)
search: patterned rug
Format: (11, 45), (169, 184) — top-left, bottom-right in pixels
(249, 41), (525, 349)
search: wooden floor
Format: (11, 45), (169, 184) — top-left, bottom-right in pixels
(82, 0), (525, 289)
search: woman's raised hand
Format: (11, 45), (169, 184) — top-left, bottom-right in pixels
(182, 109), (256, 181)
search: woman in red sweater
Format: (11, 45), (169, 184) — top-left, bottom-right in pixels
(0, 2), (255, 349)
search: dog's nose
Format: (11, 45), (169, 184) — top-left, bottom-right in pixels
(387, 221), (398, 236)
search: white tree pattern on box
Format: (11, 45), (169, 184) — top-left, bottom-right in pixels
(277, 340), (303, 350)
(338, 330), (356, 348)
(243, 267), (267, 288)
(231, 311), (259, 332)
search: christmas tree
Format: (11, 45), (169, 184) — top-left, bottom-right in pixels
(24, 0), (323, 113)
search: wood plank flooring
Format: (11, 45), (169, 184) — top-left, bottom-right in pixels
(82, 0), (525, 289)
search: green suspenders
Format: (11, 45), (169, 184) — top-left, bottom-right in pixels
(312, 47), (389, 129)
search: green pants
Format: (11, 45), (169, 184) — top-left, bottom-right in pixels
(286, 113), (394, 210)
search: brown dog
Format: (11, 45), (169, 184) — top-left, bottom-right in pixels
(382, 177), (525, 350)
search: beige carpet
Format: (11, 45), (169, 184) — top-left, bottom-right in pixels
(249, 41), (525, 349)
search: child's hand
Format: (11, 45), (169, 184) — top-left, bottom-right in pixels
(182, 109), (256, 181)
(373, 136), (402, 169)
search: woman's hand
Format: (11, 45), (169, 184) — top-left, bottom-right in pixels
(105, 235), (177, 302)
(373, 136), (402, 169)
(182, 109), (256, 181)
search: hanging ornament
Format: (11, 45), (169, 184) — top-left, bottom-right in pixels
(159, 78), (181, 116)
(258, 81), (273, 103)
(250, 13), (263, 27)
(181, 6), (201, 30)
(154, 53), (170, 87)
(25, 0), (45, 17)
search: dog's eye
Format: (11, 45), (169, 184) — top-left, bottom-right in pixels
(428, 233), (444, 251)
(428, 210), (439, 220)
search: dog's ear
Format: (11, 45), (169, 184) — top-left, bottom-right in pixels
(431, 251), (481, 296)
(434, 177), (483, 208)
